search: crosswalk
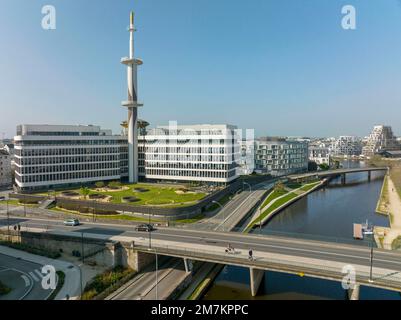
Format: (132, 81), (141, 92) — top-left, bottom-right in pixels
(28, 269), (45, 282)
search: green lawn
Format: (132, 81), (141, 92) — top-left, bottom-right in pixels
(40, 183), (206, 207)
(261, 189), (287, 209)
(299, 181), (321, 192)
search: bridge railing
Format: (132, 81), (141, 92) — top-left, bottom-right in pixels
(136, 242), (401, 290)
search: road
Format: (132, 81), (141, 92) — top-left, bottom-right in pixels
(190, 179), (276, 231)
(2, 215), (401, 274)
(0, 253), (54, 300)
(107, 257), (187, 300)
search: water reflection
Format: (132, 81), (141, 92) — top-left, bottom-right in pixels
(204, 161), (399, 300)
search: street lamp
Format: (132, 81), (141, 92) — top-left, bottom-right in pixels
(363, 223), (374, 283)
(6, 199), (10, 241)
(147, 247), (158, 300)
(243, 181), (251, 193)
(212, 200), (225, 231)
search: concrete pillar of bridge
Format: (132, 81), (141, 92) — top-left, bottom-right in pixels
(341, 174), (346, 185)
(249, 267), (265, 297)
(183, 258), (193, 273)
(347, 284), (360, 300)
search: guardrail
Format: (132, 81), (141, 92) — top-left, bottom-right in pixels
(134, 242), (401, 291)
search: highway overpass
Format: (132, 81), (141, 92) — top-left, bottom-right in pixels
(1, 216), (401, 300)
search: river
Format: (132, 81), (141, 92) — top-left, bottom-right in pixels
(203, 160), (401, 300)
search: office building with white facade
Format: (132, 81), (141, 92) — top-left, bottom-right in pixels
(14, 125), (128, 192)
(255, 137), (308, 176)
(138, 124), (240, 185)
(330, 136), (362, 157)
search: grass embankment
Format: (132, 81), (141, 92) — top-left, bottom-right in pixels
(0, 281), (11, 296)
(81, 267), (134, 300)
(39, 183), (206, 207)
(376, 175), (390, 215)
(245, 181), (321, 232)
(0, 199), (38, 207)
(48, 271), (65, 300)
(0, 241), (61, 259)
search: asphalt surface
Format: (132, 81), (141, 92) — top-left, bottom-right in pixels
(107, 257), (187, 300)
(190, 180), (276, 231)
(0, 253), (54, 300)
(1, 215), (401, 274)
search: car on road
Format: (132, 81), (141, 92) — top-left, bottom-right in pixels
(0, 196), (5, 201)
(135, 224), (155, 232)
(63, 219), (80, 226)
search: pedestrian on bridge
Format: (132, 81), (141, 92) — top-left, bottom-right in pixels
(248, 249), (253, 261)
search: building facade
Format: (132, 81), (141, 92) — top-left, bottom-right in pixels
(309, 146), (330, 165)
(138, 124), (240, 185)
(0, 149), (12, 188)
(238, 139), (255, 175)
(330, 136), (362, 156)
(255, 137), (308, 176)
(14, 125), (128, 191)
(362, 125), (400, 157)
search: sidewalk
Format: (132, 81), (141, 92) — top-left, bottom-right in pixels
(376, 177), (401, 249)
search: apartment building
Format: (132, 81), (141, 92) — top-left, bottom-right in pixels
(255, 137), (308, 176)
(309, 146), (330, 165)
(362, 125), (400, 157)
(0, 149), (12, 188)
(330, 136), (362, 156)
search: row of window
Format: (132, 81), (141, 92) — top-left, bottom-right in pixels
(16, 170), (120, 184)
(16, 162), (120, 175)
(143, 162), (237, 170)
(16, 155), (121, 166)
(144, 169), (236, 179)
(15, 140), (127, 146)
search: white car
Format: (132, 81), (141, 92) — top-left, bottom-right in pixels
(63, 219), (80, 226)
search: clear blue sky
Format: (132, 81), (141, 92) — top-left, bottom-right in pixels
(1, 0), (401, 138)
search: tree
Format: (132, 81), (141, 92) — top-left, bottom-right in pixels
(80, 187), (90, 199)
(308, 161), (318, 172)
(319, 163), (330, 171)
(95, 181), (105, 189)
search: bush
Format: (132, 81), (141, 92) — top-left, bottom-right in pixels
(108, 181), (122, 189)
(82, 266), (133, 300)
(95, 181), (105, 189)
(0, 281), (11, 296)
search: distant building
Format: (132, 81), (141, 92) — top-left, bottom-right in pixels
(238, 139), (255, 175)
(138, 124), (240, 185)
(255, 137), (308, 176)
(330, 136), (362, 156)
(0, 149), (12, 188)
(309, 146), (330, 166)
(362, 125), (400, 157)
(14, 124), (128, 192)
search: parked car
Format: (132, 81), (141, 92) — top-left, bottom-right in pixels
(0, 196), (5, 201)
(135, 224), (155, 232)
(63, 219), (80, 226)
